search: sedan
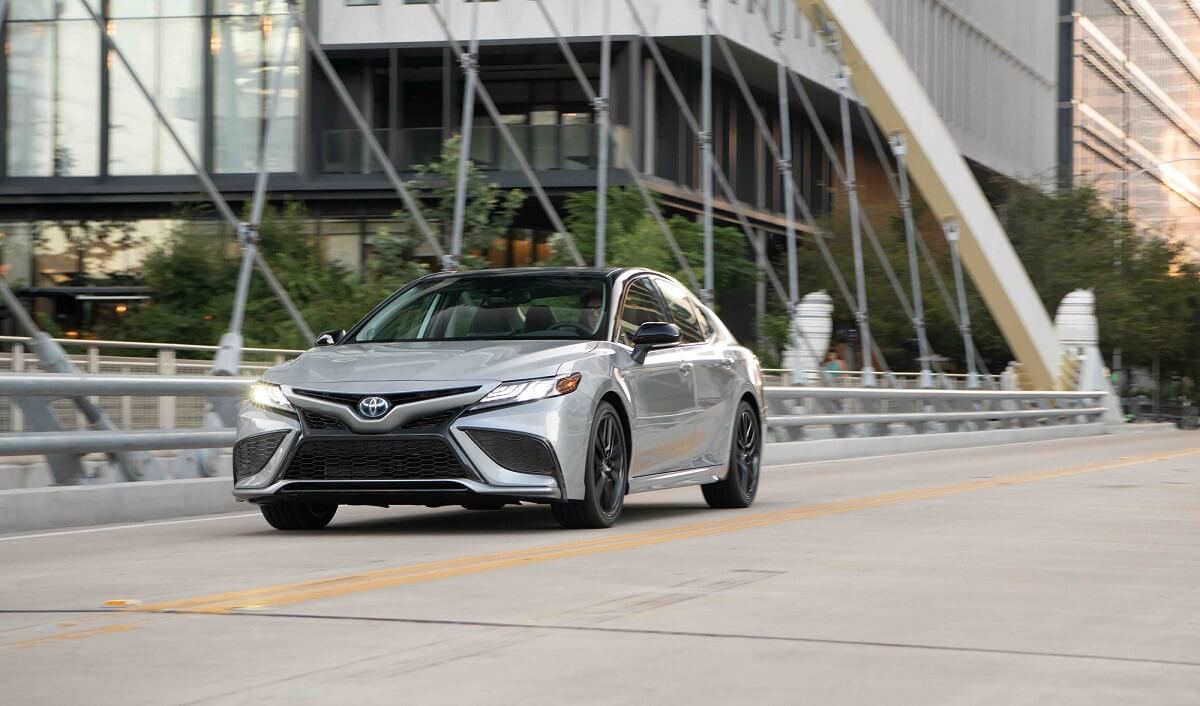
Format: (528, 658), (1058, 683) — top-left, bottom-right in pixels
(233, 267), (764, 529)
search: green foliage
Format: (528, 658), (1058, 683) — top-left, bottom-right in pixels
(372, 135), (525, 270)
(803, 182), (1199, 392)
(117, 203), (391, 349)
(558, 186), (757, 306)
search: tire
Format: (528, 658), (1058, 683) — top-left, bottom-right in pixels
(551, 401), (627, 529)
(702, 400), (761, 509)
(259, 501), (338, 530)
(461, 500), (508, 511)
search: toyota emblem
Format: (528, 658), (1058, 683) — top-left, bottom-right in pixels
(357, 396), (390, 419)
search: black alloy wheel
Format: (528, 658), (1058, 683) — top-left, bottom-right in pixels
(552, 402), (627, 529)
(702, 400), (761, 509)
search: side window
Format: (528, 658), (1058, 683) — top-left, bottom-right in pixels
(656, 279), (706, 344)
(617, 278), (669, 346)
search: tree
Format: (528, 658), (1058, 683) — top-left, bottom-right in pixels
(558, 186), (758, 304)
(371, 135), (525, 270)
(117, 203), (390, 349)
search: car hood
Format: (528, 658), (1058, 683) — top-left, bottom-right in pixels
(262, 339), (601, 387)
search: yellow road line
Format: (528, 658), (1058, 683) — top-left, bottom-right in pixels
(130, 447), (1199, 615)
(12, 623), (139, 650)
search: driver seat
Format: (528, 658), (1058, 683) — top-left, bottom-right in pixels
(523, 305), (557, 333)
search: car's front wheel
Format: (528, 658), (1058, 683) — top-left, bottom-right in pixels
(702, 400), (761, 509)
(259, 501), (338, 530)
(552, 401), (627, 529)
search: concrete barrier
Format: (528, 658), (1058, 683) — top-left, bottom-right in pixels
(0, 478), (240, 534)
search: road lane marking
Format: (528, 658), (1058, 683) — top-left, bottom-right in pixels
(0, 512), (259, 543)
(125, 447), (1200, 615)
(11, 623), (139, 650)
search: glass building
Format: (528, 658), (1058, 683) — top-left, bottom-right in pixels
(1062, 0), (1200, 250)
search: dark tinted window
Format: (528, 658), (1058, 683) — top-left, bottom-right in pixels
(351, 275), (607, 342)
(617, 278), (669, 346)
(656, 279), (706, 344)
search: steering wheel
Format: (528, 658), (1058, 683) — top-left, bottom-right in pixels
(548, 321), (589, 334)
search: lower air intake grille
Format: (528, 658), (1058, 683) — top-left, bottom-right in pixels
(465, 430), (557, 475)
(233, 431), (289, 480)
(301, 409), (348, 431)
(402, 407), (465, 430)
(281, 438), (468, 481)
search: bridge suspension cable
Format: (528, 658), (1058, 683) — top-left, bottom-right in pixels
(530, 0), (702, 291)
(426, 1), (586, 267)
(447, 0), (483, 269)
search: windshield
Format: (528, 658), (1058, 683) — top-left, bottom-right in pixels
(350, 275), (609, 343)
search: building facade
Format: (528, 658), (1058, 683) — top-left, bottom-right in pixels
(1061, 0), (1200, 247)
(0, 0), (1060, 338)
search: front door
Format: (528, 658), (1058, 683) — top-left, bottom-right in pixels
(615, 277), (700, 476)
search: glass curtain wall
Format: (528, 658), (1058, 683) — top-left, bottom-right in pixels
(2, 0), (298, 177)
(213, 0), (299, 173)
(108, 1), (205, 175)
(5, 0), (102, 176)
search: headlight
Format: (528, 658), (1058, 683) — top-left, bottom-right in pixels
(249, 382), (295, 415)
(471, 373), (581, 411)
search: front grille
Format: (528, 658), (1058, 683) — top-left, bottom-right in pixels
(280, 438), (469, 481)
(234, 431), (289, 480)
(301, 409), (348, 431)
(402, 406), (465, 430)
(465, 429), (557, 475)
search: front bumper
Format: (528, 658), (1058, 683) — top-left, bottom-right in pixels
(232, 392), (593, 505)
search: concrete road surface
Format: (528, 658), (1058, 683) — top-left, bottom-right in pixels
(2, 431), (1198, 705)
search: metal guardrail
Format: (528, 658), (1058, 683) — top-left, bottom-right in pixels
(765, 386), (1107, 440)
(0, 337), (301, 433)
(761, 368), (1004, 389)
(0, 374), (249, 460)
(0, 373), (1110, 481)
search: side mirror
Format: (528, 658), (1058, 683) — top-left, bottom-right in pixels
(314, 329), (346, 347)
(631, 322), (680, 364)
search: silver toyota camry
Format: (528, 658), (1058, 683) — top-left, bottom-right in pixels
(233, 267), (764, 530)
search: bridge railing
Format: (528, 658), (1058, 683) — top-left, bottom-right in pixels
(0, 370), (1110, 485)
(766, 385), (1107, 441)
(762, 368), (1004, 389)
(0, 336), (301, 433)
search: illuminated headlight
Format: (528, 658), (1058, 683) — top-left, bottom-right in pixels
(472, 373), (581, 412)
(249, 382), (295, 415)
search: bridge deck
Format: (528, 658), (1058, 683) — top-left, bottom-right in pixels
(2, 432), (1198, 705)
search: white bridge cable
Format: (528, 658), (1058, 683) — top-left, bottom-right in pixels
(855, 101), (994, 382)
(287, 1), (445, 264)
(674, 12), (892, 373)
(625, 3), (791, 309)
(81, 0), (312, 341)
(624, 4), (870, 374)
(594, 0), (613, 267)
(530, 0), (700, 289)
(427, 1), (586, 267)
(744, 5), (960, 375)
(448, 0), (482, 268)
(701, 0), (715, 305)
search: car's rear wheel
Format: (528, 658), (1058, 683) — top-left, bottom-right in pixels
(259, 501), (338, 530)
(702, 401), (761, 509)
(552, 402), (627, 529)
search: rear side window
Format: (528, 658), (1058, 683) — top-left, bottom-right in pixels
(617, 278), (669, 346)
(656, 279), (707, 344)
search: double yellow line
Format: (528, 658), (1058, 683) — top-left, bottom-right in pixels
(129, 447), (1198, 615)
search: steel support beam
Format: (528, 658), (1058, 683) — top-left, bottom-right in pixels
(594, 0), (612, 267)
(796, 0), (1062, 389)
(448, 0), (482, 269)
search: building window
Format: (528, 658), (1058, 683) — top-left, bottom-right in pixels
(108, 1), (206, 175)
(5, 1), (102, 176)
(213, 1), (299, 173)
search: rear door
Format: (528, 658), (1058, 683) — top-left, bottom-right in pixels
(616, 277), (700, 477)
